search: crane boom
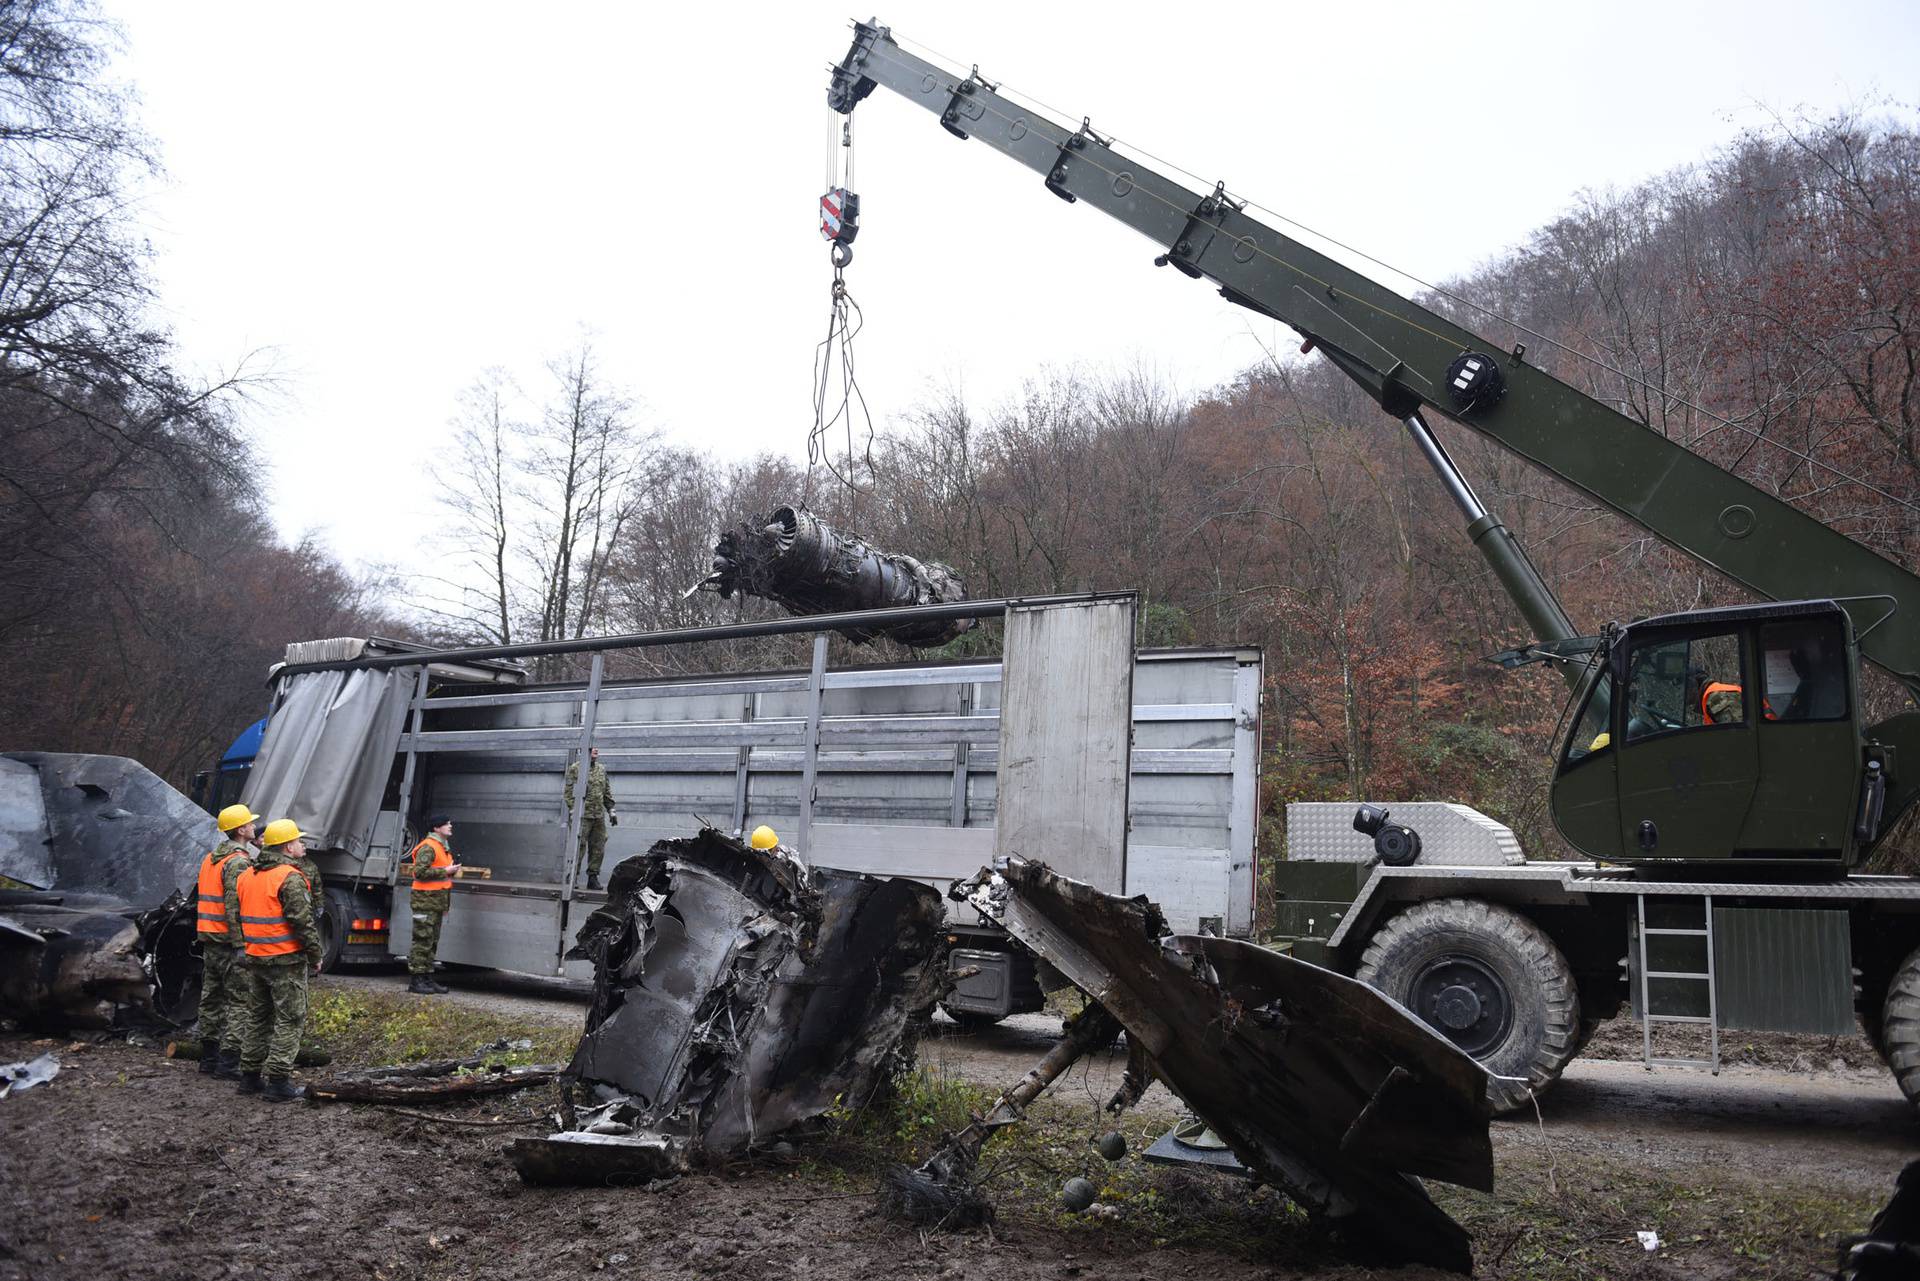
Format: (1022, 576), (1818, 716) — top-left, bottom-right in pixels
(829, 22), (1920, 697)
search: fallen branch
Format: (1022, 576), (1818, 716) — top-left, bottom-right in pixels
(308, 1061), (565, 1104)
(374, 1106), (551, 1127)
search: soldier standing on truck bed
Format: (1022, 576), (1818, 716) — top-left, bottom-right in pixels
(232, 819), (323, 1103)
(406, 816), (460, 995)
(565, 746), (613, 891)
(195, 804), (258, 1078)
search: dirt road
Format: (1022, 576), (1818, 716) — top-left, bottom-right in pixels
(2, 970), (1912, 1280)
(334, 967), (1918, 1170)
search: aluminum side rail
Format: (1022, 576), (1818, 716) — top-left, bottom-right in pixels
(273, 592), (1136, 677)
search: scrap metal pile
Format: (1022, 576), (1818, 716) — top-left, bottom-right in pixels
(523, 832), (1494, 1272)
(510, 828), (947, 1184)
(700, 504), (975, 647)
(0, 753), (208, 1030)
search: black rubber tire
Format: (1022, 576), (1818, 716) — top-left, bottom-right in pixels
(317, 886), (351, 974)
(1356, 898), (1581, 1116)
(940, 1005), (1006, 1031)
(1861, 1007), (1891, 1068)
(1879, 946), (1920, 1106)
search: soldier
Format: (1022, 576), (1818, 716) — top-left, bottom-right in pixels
(193, 804), (258, 1077)
(232, 819), (323, 1102)
(405, 815), (460, 995)
(564, 746), (613, 890)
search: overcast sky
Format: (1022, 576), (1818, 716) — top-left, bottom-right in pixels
(113, 1), (1919, 575)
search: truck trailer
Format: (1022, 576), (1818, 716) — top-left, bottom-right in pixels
(220, 594), (1262, 1020)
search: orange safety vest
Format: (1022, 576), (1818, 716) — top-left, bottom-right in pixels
(1700, 681), (1743, 723)
(195, 847), (247, 936)
(409, 835), (453, 892)
(237, 863), (310, 958)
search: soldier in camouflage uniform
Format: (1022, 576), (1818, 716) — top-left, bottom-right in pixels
(231, 820), (324, 1102)
(195, 804), (258, 1078)
(406, 815), (461, 995)
(564, 746), (612, 890)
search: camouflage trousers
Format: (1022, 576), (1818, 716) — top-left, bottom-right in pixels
(196, 941), (243, 1044)
(409, 890), (450, 975)
(579, 818), (609, 880)
(234, 961), (310, 1078)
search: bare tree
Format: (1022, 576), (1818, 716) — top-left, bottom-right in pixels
(519, 342), (656, 671)
(428, 368), (523, 643)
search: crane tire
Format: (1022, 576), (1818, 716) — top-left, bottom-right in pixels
(1357, 898), (1581, 1116)
(1879, 946), (1920, 1107)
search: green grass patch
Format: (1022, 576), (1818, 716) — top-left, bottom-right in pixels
(1433, 1138), (1881, 1278)
(802, 1062), (1882, 1277)
(306, 985), (578, 1070)
(801, 1065), (1327, 1262)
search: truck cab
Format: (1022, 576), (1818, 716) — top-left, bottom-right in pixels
(1553, 600), (1868, 867)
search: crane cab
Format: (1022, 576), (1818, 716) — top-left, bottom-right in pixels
(1551, 600), (1869, 869)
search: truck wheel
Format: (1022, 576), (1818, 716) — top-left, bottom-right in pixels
(1879, 947), (1920, 1106)
(317, 886), (351, 974)
(1861, 1008), (1891, 1067)
(1356, 899), (1581, 1116)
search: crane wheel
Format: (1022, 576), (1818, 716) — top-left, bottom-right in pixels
(1356, 898), (1581, 1116)
(1879, 946), (1920, 1107)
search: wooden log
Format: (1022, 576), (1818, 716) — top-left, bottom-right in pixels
(307, 1061), (564, 1104)
(165, 1038), (331, 1067)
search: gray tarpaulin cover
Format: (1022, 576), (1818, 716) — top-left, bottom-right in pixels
(242, 668), (410, 855)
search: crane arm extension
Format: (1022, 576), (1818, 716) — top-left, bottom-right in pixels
(830, 22), (1920, 694)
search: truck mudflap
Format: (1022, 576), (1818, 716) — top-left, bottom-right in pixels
(958, 858), (1493, 1274)
(510, 829), (946, 1185)
(0, 753), (211, 1030)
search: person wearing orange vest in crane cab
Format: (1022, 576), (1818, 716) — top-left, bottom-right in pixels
(1700, 680), (1745, 724)
(193, 804), (259, 1078)
(232, 819), (324, 1102)
(406, 816), (461, 995)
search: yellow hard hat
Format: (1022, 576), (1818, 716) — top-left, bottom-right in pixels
(216, 804), (258, 832)
(260, 819), (306, 847)
(749, 825), (780, 851)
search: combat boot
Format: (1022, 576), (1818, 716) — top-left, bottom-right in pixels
(586, 874), (601, 891)
(213, 1046), (243, 1080)
(237, 1070), (264, 1095)
(408, 975), (439, 995)
(426, 978), (451, 994)
(262, 1076), (306, 1104)
(198, 1038), (221, 1074)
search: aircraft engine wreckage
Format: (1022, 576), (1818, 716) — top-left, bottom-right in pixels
(698, 504), (975, 647)
(0, 753), (209, 1030)
(509, 828), (947, 1184)
(908, 859), (1496, 1274)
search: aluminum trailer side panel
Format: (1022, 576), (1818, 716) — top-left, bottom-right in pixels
(304, 641), (1261, 973)
(993, 599), (1135, 892)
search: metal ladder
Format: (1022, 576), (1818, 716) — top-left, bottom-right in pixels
(1637, 893), (1720, 1073)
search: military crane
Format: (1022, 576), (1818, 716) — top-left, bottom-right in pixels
(828, 20), (1920, 1112)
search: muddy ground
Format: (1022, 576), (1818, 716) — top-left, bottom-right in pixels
(1, 968), (1913, 1281)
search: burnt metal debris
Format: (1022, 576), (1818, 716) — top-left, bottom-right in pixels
(0, 753), (209, 1030)
(510, 828), (945, 1185)
(701, 505), (975, 647)
(937, 858), (1493, 1275)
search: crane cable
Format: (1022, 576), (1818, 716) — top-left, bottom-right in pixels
(875, 30), (1920, 518)
(808, 108), (874, 501)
